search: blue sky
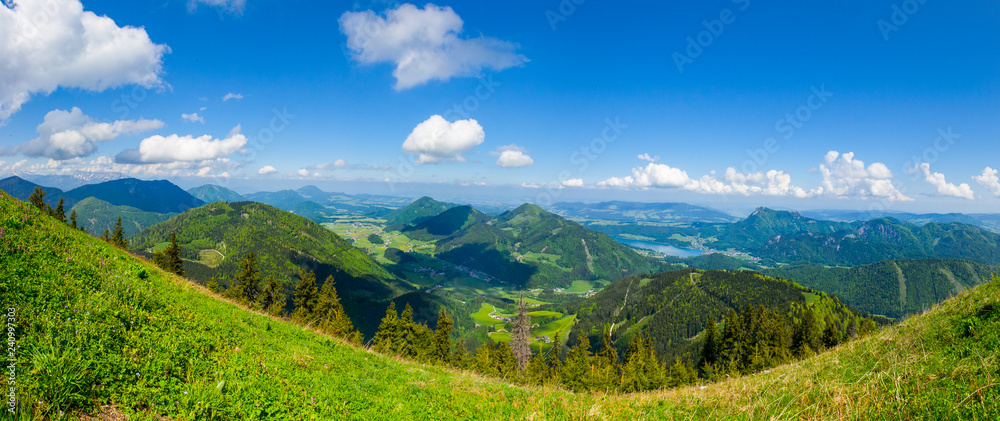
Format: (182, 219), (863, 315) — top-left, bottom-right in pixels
(0, 0), (998, 213)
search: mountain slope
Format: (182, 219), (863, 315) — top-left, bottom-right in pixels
(187, 184), (246, 203)
(434, 203), (663, 288)
(2, 192), (997, 419)
(63, 178), (205, 213)
(548, 200), (738, 223)
(71, 197), (175, 237)
(0, 175), (65, 206)
(766, 259), (999, 318)
(402, 205), (491, 240)
(385, 196), (456, 228)
(129, 201), (406, 332)
(561, 268), (872, 360)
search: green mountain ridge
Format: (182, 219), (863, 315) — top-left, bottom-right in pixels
(71, 197), (175, 238)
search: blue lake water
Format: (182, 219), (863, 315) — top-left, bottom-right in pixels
(615, 238), (704, 258)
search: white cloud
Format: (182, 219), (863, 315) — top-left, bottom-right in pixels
(974, 167), (1000, 196)
(637, 153), (659, 162)
(521, 182), (541, 189)
(297, 168), (309, 177)
(196, 166), (212, 177)
(310, 159), (354, 170)
(222, 93), (243, 101)
(493, 144), (533, 168)
(3, 107), (163, 160)
(0, 0), (168, 120)
(817, 151), (910, 201)
(339, 3), (527, 90)
(690, 168), (811, 198)
(187, 0), (246, 15)
(182, 113), (205, 124)
(402, 115), (484, 164)
(916, 163), (974, 200)
(562, 178), (584, 188)
(258, 165), (277, 175)
(116, 125), (247, 163)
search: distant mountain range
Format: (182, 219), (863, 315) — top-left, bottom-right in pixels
(388, 198), (664, 288)
(186, 184), (410, 222)
(0, 176), (204, 213)
(547, 201), (739, 223)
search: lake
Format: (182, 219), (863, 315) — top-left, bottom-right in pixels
(615, 238), (704, 258)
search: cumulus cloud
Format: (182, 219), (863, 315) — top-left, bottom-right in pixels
(116, 125), (247, 164)
(598, 163), (696, 189)
(637, 153), (659, 162)
(492, 145), (533, 168)
(0, 0), (168, 120)
(402, 115), (484, 164)
(817, 151), (910, 201)
(691, 168), (811, 198)
(0, 154), (235, 179)
(974, 167), (1000, 196)
(181, 113), (205, 123)
(339, 3), (527, 90)
(309, 159), (354, 170)
(562, 178), (584, 188)
(187, 0), (246, 15)
(915, 163), (974, 200)
(2, 107), (163, 160)
(258, 165), (277, 175)
(296, 168), (310, 177)
(222, 92), (243, 101)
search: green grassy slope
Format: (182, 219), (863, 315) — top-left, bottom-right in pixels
(2, 193), (998, 420)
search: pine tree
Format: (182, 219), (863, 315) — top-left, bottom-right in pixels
(233, 252), (262, 304)
(100, 229), (110, 242)
(562, 330), (592, 392)
(28, 187), (47, 211)
(373, 302), (399, 354)
(822, 321), (841, 349)
(620, 334), (646, 392)
(314, 276), (353, 336)
(494, 340), (517, 378)
(258, 276), (285, 316)
(397, 303), (416, 356)
(545, 332), (563, 383)
(450, 339), (468, 369)
(510, 293), (533, 370)
(641, 335), (664, 390)
(164, 232), (184, 276)
(432, 308), (453, 363)
(53, 198), (66, 223)
(792, 307), (819, 357)
(111, 217), (126, 248)
(700, 316), (719, 369)
(292, 269), (318, 322)
(69, 210), (78, 229)
(472, 340), (493, 375)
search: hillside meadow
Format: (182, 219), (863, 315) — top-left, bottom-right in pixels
(1, 192), (998, 420)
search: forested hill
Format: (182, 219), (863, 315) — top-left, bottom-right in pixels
(63, 178), (205, 213)
(430, 203), (664, 288)
(385, 196), (457, 228)
(0, 176), (65, 207)
(71, 197), (174, 238)
(129, 201), (407, 327)
(560, 269), (877, 361)
(766, 259), (1000, 319)
(187, 184), (246, 203)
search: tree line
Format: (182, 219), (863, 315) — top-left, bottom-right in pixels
(29, 186), (128, 248)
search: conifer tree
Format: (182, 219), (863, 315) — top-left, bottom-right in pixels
(591, 327), (618, 391)
(314, 276), (353, 336)
(69, 209), (78, 229)
(641, 335), (664, 390)
(792, 307), (819, 357)
(494, 340), (517, 378)
(432, 308), (453, 363)
(100, 229), (110, 242)
(510, 294), (533, 370)
(527, 350), (548, 385)
(562, 330), (592, 392)
(822, 322), (841, 349)
(373, 302), (399, 354)
(450, 339), (468, 369)
(53, 198), (66, 222)
(258, 276), (285, 316)
(111, 217), (126, 248)
(28, 187), (47, 211)
(397, 303), (416, 355)
(700, 316), (719, 369)
(620, 334), (647, 392)
(472, 340), (493, 375)
(545, 333), (563, 382)
(233, 251), (262, 304)
(292, 269), (318, 322)
(165, 232), (184, 276)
